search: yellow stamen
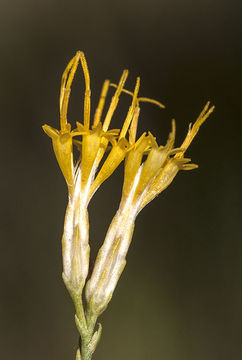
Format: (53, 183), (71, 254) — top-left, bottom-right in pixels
(119, 77), (140, 140)
(175, 102), (215, 158)
(129, 106), (140, 145)
(165, 119), (176, 150)
(80, 52), (91, 128)
(109, 83), (165, 109)
(102, 70), (129, 132)
(137, 97), (165, 109)
(60, 57), (75, 113)
(60, 51), (81, 132)
(93, 80), (110, 127)
(109, 84), (133, 97)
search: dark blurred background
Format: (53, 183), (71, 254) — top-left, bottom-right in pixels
(0, 0), (241, 359)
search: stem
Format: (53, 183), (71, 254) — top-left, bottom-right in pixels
(75, 293), (87, 329)
(80, 315), (97, 360)
(73, 294), (99, 360)
(81, 336), (92, 360)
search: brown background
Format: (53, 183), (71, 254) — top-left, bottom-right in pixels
(0, 0), (241, 359)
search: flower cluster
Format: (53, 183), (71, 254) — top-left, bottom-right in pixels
(43, 51), (214, 359)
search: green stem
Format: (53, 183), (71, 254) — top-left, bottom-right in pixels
(75, 293), (87, 329)
(63, 281), (101, 360)
(74, 298), (99, 360)
(81, 336), (92, 360)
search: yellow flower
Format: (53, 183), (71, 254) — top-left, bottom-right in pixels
(43, 51), (165, 293)
(43, 52), (80, 190)
(43, 50), (214, 318)
(85, 100), (214, 316)
(43, 52), (165, 200)
(43, 53), (131, 198)
(140, 101), (215, 210)
(119, 99), (215, 214)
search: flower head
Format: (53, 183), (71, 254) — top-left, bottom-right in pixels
(85, 100), (214, 315)
(43, 51), (214, 317)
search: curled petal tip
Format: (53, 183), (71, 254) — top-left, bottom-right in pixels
(42, 124), (59, 138)
(182, 163), (199, 170)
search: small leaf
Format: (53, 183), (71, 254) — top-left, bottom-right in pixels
(76, 349), (81, 360)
